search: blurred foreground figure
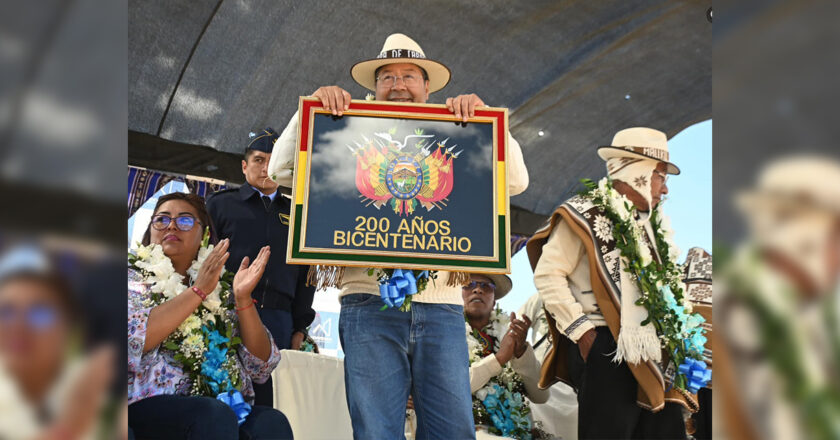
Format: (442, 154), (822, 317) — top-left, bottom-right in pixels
(0, 247), (115, 440)
(718, 157), (840, 440)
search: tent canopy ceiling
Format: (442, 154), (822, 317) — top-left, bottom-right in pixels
(129, 0), (711, 233)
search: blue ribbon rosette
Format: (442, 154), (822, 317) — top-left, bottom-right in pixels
(378, 269), (428, 308)
(217, 390), (252, 425)
(678, 358), (712, 393)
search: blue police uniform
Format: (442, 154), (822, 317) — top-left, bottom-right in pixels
(206, 127), (316, 406)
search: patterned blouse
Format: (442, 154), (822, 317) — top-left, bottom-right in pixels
(127, 268), (281, 405)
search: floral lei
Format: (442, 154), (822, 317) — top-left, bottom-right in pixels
(466, 308), (547, 440)
(582, 177), (710, 393)
(727, 248), (840, 440)
(128, 230), (244, 398)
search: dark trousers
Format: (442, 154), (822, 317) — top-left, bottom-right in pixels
(568, 326), (686, 440)
(252, 308), (294, 407)
(128, 394), (293, 439)
(691, 387), (712, 439)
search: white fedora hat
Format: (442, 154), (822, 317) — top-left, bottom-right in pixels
(597, 127), (680, 175)
(350, 33), (451, 93)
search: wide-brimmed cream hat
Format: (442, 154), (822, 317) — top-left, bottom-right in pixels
(597, 127), (680, 175)
(350, 33), (451, 93)
(466, 273), (513, 300)
(737, 156), (840, 214)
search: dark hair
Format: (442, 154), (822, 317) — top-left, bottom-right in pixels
(140, 192), (217, 247)
(374, 65), (429, 82)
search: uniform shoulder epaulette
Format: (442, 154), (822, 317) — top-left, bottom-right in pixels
(206, 187), (238, 201)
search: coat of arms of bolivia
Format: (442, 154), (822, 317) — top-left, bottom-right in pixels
(348, 128), (460, 216)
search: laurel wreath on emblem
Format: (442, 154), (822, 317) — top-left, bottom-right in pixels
(348, 128), (461, 216)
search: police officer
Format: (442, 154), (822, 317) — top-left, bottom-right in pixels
(207, 127), (316, 406)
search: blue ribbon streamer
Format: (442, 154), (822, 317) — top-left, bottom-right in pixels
(378, 269), (428, 308)
(217, 390), (252, 425)
(678, 358), (712, 393)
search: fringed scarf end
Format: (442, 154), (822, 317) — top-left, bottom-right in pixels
(306, 265), (345, 290)
(613, 328), (662, 364)
(445, 271), (471, 287)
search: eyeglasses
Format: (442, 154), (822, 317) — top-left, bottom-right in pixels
(0, 304), (58, 331)
(653, 170), (669, 183)
(463, 281), (496, 292)
(375, 74), (422, 89)
(151, 214), (200, 231)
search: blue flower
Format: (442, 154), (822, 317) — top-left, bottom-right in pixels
(684, 333), (707, 356)
(480, 383), (531, 438)
(686, 313), (705, 329)
(200, 327), (234, 393)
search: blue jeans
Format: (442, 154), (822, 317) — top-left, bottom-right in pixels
(339, 294), (475, 439)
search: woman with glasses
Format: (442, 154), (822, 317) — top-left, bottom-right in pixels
(0, 258), (116, 440)
(127, 192), (293, 439)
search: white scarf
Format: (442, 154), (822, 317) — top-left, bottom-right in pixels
(606, 157), (664, 364)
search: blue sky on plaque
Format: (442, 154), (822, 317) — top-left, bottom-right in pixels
(498, 119), (713, 313)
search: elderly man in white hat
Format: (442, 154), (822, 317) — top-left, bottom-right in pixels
(267, 34), (529, 439)
(715, 156), (840, 440)
(527, 127), (691, 439)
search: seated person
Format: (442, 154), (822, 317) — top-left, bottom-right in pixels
(127, 192), (293, 439)
(464, 273), (550, 439)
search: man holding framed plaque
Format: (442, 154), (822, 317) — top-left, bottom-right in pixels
(268, 34), (528, 439)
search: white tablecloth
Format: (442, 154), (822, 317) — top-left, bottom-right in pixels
(271, 350), (353, 439)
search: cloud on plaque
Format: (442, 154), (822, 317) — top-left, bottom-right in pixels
(307, 115), (494, 199)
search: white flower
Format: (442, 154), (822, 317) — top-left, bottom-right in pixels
(136, 245), (152, 260)
(178, 315), (203, 334)
(658, 211), (680, 262)
(162, 274), (186, 300)
(147, 245), (167, 265)
(638, 244), (653, 266)
(593, 215), (614, 243)
(204, 289), (223, 313)
(610, 194), (633, 221)
(365, 93), (375, 101)
(183, 333), (204, 350)
(188, 245), (214, 279)
(476, 386), (490, 401)
(597, 177), (609, 194)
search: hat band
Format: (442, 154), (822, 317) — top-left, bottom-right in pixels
(375, 48), (427, 60)
(618, 145), (669, 162)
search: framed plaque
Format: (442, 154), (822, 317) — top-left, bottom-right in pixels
(288, 97), (511, 273)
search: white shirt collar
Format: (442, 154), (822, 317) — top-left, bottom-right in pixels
(251, 186), (277, 202)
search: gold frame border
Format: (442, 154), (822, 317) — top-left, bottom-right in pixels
(287, 97), (512, 274)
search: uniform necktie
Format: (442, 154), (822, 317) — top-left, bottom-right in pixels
(262, 195), (271, 211)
